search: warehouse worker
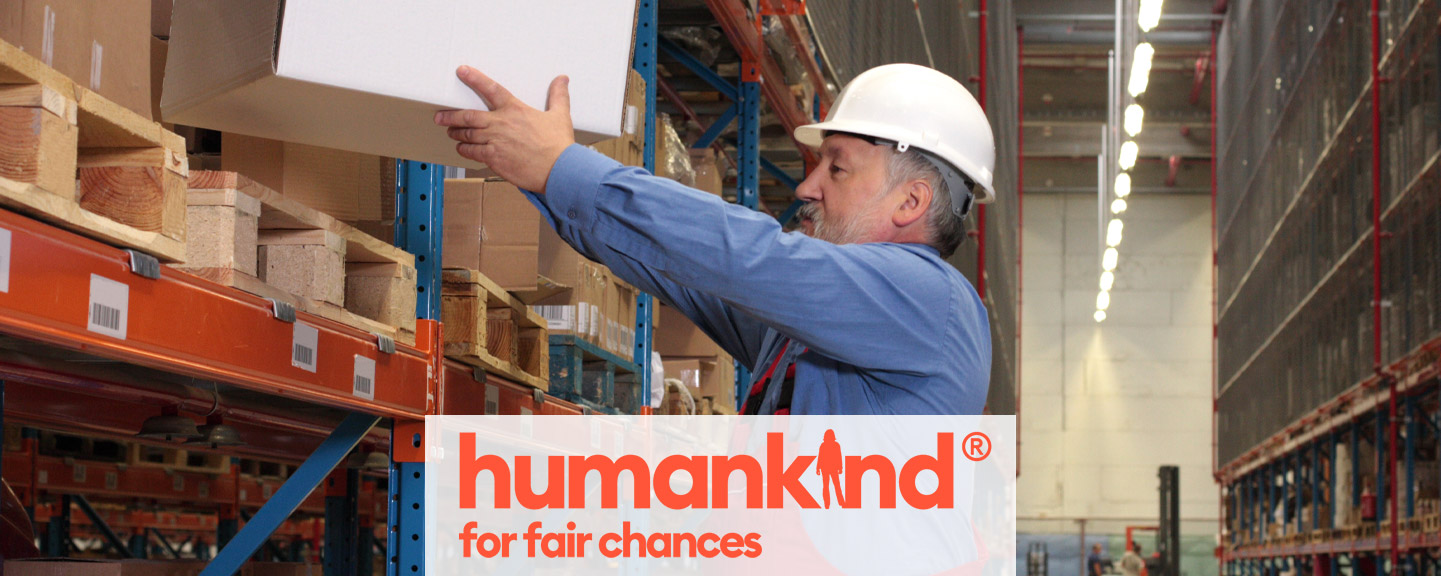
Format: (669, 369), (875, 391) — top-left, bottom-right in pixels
(436, 63), (995, 415)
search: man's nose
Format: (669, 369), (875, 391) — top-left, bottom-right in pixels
(795, 169), (823, 202)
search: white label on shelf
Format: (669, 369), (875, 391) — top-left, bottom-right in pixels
(485, 384), (499, 415)
(173, 475), (184, 492)
(352, 355), (376, 400)
(37, 470), (47, 485)
(0, 227), (11, 293)
(292, 323), (319, 373)
(198, 481), (209, 499)
(590, 305), (601, 339)
(105, 471), (117, 491)
(576, 303), (590, 336)
(519, 407), (534, 437)
(87, 274), (128, 339)
(534, 305), (574, 331)
(73, 464), (85, 483)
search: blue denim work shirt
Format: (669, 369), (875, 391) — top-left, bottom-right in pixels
(521, 144), (991, 415)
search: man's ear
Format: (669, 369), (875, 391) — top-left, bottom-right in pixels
(892, 178), (932, 228)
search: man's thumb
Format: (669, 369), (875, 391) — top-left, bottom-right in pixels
(546, 75), (571, 114)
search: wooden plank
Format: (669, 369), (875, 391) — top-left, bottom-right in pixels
(447, 342), (549, 391)
(76, 147), (188, 240)
(176, 267), (415, 346)
(0, 176), (186, 261)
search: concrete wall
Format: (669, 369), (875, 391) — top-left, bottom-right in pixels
(1018, 193), (1217, 538)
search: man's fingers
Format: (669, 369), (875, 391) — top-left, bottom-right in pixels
(545, 75), (571, 114)
(457, 66), (515, 109)
(434, 109), (491, 128)
(446, 127), (489, 144)
(456, 142), (491, 163)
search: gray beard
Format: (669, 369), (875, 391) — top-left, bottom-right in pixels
(798, 202), (870, 245)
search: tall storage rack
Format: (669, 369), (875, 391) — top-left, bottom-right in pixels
(1216, 1), (1441, 575)
(0, 1), (845, 574)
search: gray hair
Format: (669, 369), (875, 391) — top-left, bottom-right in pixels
(883, 148), (969, 258)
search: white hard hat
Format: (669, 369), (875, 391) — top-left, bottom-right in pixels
(795, 63), (997, 214)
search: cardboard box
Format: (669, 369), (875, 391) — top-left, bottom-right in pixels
(655, 304), (728, 358)
(663, 355), (735, 406)
(223, 133), (396, 223)
(589, 69), (646, 167)
(530, 258), (606, 343)
(442, 179), (540, 291)
(151, 36), (168, 124)
(163, 0), (639, 172)
(690, 148), (723, 196)
(606, 273), (637, 359)
(0, 0), (153, 119)
(152, 0), (173, 37)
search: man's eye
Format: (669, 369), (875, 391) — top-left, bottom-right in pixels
(829, 165), (843, 174)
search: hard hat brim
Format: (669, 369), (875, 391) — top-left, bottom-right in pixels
(795, 120), (997, 204)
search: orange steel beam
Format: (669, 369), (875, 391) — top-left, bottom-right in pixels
(0, 208), (437, 420)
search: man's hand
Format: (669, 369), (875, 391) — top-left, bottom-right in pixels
(435, 66), (575, 193)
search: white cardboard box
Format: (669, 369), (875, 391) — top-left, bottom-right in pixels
(161, 0), (638, 171)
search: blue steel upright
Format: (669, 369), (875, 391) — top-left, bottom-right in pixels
(200, 413), (381, 576)
(389, 160), (445, 575)
(730, 70), (763, 409)
(632, 0), (657, 411)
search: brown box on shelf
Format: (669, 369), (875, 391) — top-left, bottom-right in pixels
(0, 0), (153, 119)
(442, 178), (540, 291)
(663, 355), (735, 410)
(690, 148), (723, 196)
(150, 36), (167, 124)
(257, 229), (347, 306)
(655, 303), (728, 358)
(223, 133), (395, 223)
(590, 69), (646, 167)
(605, 272), (638, 359)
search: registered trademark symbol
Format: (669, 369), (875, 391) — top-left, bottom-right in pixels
(962, 432), (991, 461)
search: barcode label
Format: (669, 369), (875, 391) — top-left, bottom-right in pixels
(291, 323), (318, 373)
(485, 384), (499, 415)
(0, 227), (11, 293)
(577, 302), (591, 335)
(352, 355), (376, 400)
(589, 304), (601, 338)
(624, 104), (639, 135)
(533, 305), (574, 331)
(87, 274), (128, 339)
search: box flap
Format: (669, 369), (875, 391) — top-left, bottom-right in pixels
(161, 0), (280, 120)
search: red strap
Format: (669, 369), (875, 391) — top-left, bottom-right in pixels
(744, 341), (791, 402)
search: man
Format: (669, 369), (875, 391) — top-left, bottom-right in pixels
(1087, 543), (1106, 576)
(1120, 543), (1146, 576)
(435, 62), (997, 414)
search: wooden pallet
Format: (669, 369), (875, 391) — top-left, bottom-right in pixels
(127, 443), (230, 475)
(176, 171), (417, 346)
(442, 268), (550, 390)
(0, 39), (188, 262)
(547, 334), (642, 413)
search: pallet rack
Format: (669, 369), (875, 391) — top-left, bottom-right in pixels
(1216, 0), (1441, 575)
(0, 1), (838, 574)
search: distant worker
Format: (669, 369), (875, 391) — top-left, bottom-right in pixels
(817, 429), (844, 508)
(1087, 543), (1105, 576)
(435, 62), (996, 414)
(1120, 542), (1146, 576)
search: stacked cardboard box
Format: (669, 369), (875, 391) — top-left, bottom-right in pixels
(0, 0), (153, 119)
(656, 304), (737, 414)
(223, 133), (397, 238)
(528, 227), (642, 362)
(689, 148), (724, 196)
(442, 178), (540, 292)
(589, 68), (647, 167)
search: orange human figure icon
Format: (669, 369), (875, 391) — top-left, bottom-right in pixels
(817, 429), (845, 509)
